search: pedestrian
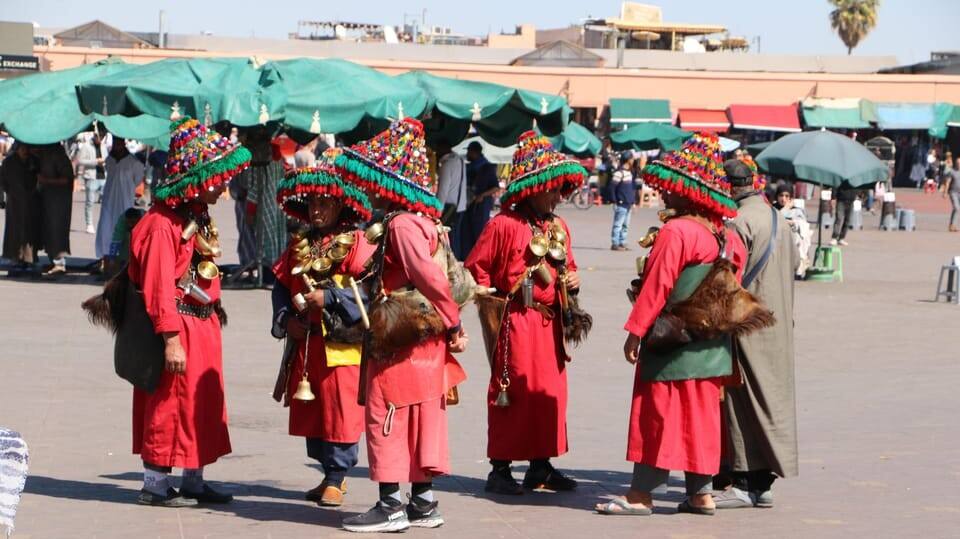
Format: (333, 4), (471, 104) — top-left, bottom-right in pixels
(242, 129), (288, 284)
(334, 119), (468, 533)
(943, 156), (960, 232)
(598, 138), (616, 204)
(226, 134), (255, 277)
(127, 117), (251, 506)
(610, 151), (637, 251)
(436, 140), (468, 259)
(465, 131), (589, 496)
(36, 143), (75, 276)
(270, 151), (375, 507)
(1, 143), (39, 269)
(598, 133), (750, 517)
(830, 186), (856, 246)
(294, 137), (319, 168)
(775, 186), (812, 277)
(75, 132), (108, 234)
(460, 141), (500, 259)
(95, 137), (145, 260)
(712, 160), (799, 509)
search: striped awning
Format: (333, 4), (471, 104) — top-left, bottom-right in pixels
(727, 104), (801, 132)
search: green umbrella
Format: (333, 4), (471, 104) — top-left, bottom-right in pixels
(546, 121), (601, 158)
(0, 58), (169, 145)
(398, 70), (568, 147)
(77, 57), (285, 127)
(755, 130), (888, 189)
(274, 58), (427, 140)
(609, 123), (691, 152)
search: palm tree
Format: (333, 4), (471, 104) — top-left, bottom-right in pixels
(828, 0), (880, 55)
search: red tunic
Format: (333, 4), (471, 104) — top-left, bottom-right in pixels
(365, 213), (466, 482)
(128, 204), (231, 469)
(465, 209), (576, 461)
(272, 229), (375, 442)
(623, 218), (746, 475)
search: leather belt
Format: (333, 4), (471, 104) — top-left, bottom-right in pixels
(176, 298), (217, 319)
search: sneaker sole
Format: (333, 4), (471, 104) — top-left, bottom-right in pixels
(408, 516), (444, 528)
(342, 521), (410, 533)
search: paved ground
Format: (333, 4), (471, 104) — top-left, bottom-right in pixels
(2, 191), (959, 538)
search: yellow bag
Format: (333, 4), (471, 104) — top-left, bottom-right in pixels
(324, 275), (363, 367)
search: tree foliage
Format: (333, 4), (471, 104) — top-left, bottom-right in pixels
(828, 0), (880, 55)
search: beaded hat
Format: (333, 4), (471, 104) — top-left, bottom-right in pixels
(153, 117), (251, 207)
(276, 148), (372, 226)
(500, 131), (587, 209)
(642, 132), (737, 219)
(740, 154), (768, 192)
(333, 118), (442, 218)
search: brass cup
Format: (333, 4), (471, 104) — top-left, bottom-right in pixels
(293, 237), (309, 250)
(528, 234), (549, 258)
(638, 226), (660, 248)
(552, 228), (567, 244)
(364, 222), (385, 243)
(196, 260), (220, 281)
(547, 240), (566, 261)
(334, 232), (357, 246)
(312, 257), (333, 274)
(329, 244), (349, 262)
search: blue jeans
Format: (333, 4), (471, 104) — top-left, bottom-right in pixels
(84, 178), (105, 227)
(611, 205), (631, 247)
(306, 439), (359, 485)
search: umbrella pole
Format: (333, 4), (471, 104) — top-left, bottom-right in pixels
(817, 189), (824, 250)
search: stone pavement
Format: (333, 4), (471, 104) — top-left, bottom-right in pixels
(2, 192), (959, 538)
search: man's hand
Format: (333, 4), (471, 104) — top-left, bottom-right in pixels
(565, 271), (581, 291)
(623, 333), (642, 365)
(448, 327), (469, 353)
(303, 289), (324, 310)
(163, 332), (186, 374)
(286, 316), (309, 340)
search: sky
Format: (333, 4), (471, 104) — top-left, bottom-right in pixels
(4, 0), (959, 64)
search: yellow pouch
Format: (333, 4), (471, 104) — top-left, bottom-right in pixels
(324, 274), (363, 367)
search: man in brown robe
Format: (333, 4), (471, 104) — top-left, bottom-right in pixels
(715, 160), (799, 509)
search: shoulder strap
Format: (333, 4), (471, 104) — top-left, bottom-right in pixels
(741, 206), (779, 289)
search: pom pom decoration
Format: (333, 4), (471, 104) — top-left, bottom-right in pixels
(739, 154), (768, 192)
(500, 131), (587, 209)
(276, 148), (372, 225)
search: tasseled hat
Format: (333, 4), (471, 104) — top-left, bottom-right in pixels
(333, 118), (442, 218)
(276, 148), (372, 226)
(642, 132), (737, 219)
(740, 154), (768, 192)
(500, 131), (587, 209)
(153, 117), (251, 207)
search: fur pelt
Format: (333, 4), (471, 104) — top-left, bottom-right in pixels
(368, 289), (446, 361)
(563, 293), (592, 347)
(80, 271), (130, 334)
(213, 301), (228, 328)
(322, 310), (365, 344)
(475, 294), (508, 368)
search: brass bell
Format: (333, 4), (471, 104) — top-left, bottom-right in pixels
(292, 376), (316, 401)
(547, 240), (566, 261)
(364, 222), (385, 243)
(635, 255), (648, 276)
(528, 234), (549, 258)
(196, 260), (220, 281)
(334, 232), (357, 246)
(329, 244), (350, 262)
(494, 383), (510, 408)
(533, 263), (553, 286)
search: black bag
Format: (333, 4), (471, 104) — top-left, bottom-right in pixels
(114, 278), (166, 392)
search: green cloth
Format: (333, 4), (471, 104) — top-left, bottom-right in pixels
(609, 98), (671, 131)
(610, 123), (691, 152)
(755, 130), (889, 188)
(398, 70), (569, 146)
(546, 121), (601, 158)
(928, 103), (955, 139)
(801, 104), (869, 129)
(641, 264), (733, 382)
(0, 58), (168, 145)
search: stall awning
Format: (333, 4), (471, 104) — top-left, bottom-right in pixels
(948, 105), (960, 128)
(800, 97), (869, 129)
(609, 98), (671, 130)
(872, 102), (935, 130)
(677, 108), (729, 133)
(727, 104), (801, 132)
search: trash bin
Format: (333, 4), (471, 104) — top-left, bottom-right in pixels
(880, 201), (897, 230)
(898, 208), (916, 231)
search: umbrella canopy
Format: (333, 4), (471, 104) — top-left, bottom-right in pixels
(273, 58), (427, 140)
(609, 123), (691, 152)
(77, 57), (285, 127)
(546, 121), (601, 158)
(0, 58), (169, 145)
(755, 130), (888, 188)
(398, 70), (568, 147)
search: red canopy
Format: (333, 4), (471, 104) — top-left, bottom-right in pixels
(677, 108), (730, 133)
(727, 104), (801, 132)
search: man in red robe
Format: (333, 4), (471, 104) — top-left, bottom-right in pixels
(129, 118), (250, 507)
(466, 131), (587, 495)
(270, 158), (375, 507)
(334, 120), (468, 533)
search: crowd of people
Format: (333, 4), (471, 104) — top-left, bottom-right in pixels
(69, 116), (801, 534)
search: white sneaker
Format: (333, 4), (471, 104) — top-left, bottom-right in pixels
(85, 225), (96, 234)
(829, 238), (838, 246)
(838, 239), (849, 246)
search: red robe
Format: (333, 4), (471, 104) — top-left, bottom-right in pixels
(272, 229), (375, 442)
(465, 209), (576, 461)
(623, 218), (746, 475)
(365, 213), (466, 482)
(128, 204), (231, 469)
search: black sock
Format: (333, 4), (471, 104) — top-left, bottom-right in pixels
(528, 458), (551, 474)
(378, 482), (402, 507)
(490, 459), (511, 471)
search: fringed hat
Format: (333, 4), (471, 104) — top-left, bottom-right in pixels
(276, 148), (372, 225)
(740, 154), (768, 192)
(153, 117), (251, 207)
(333, 118), (442, 218)
(500, 131), (587, 209)
(642, 132), (737, 220)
